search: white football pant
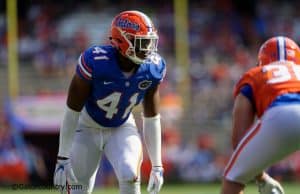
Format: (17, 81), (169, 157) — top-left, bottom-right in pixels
(68, 109), (143, 194)
(224, 104), (300, 184)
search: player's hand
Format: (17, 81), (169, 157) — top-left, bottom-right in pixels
(54, 157), (78, 193)
(256, 174), (284, 194)
(147, 166), (164, 194)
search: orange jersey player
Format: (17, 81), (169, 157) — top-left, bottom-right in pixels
(221, 36), (300, 194)
(234, 61), (300, 118)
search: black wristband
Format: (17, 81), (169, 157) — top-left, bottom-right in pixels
(57, 156), (69, 160)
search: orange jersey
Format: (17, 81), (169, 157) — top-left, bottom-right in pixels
(234, 61), (300, 117)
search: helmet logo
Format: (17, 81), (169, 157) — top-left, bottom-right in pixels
(116, 18), (140, 31)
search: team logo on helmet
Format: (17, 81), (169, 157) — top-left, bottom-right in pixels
(138, 80), (152, 90)
(116, 18), (140, 31)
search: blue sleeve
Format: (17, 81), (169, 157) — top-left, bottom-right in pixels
(240, 84), (255, 107)
(149, 54), (166, 84)
(76, 48), (93, 82)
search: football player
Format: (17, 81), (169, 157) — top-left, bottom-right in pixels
(221, 36), (300, 194)
(53, 10), (165, 194)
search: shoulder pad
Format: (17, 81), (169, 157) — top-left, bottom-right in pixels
(84, 45), (114, 61)
(148, 53), (167, 81)
(77, 45), (115, 81)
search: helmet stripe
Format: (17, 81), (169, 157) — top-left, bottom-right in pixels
(277, 36), (286, 61)
(283, 37), (287, 60)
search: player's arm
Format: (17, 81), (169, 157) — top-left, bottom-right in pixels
(142, 84), (162, 165)
(231, 92), (255, 149)
(142, 85), (164, 193)
(54, 74), (91, 188)
(57, 74), (91, 159)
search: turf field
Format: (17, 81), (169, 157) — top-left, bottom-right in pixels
(0, 183), (299, 194)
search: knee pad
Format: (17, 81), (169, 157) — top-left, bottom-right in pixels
(118, 162), (139, 183)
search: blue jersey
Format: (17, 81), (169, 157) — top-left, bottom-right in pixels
(76, 45), (166, 127)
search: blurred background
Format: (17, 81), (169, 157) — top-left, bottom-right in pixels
(0, 0), (300, 189)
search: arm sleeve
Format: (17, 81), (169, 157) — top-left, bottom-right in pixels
(76, 51), (93, 82)
(58, 106), (80, 158)
(143, 114), (163, 167)
(240, 84), (256, 109)
(240, 84), (253, 102)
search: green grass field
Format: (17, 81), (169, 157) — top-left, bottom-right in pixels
(0, 183), (299, 194)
